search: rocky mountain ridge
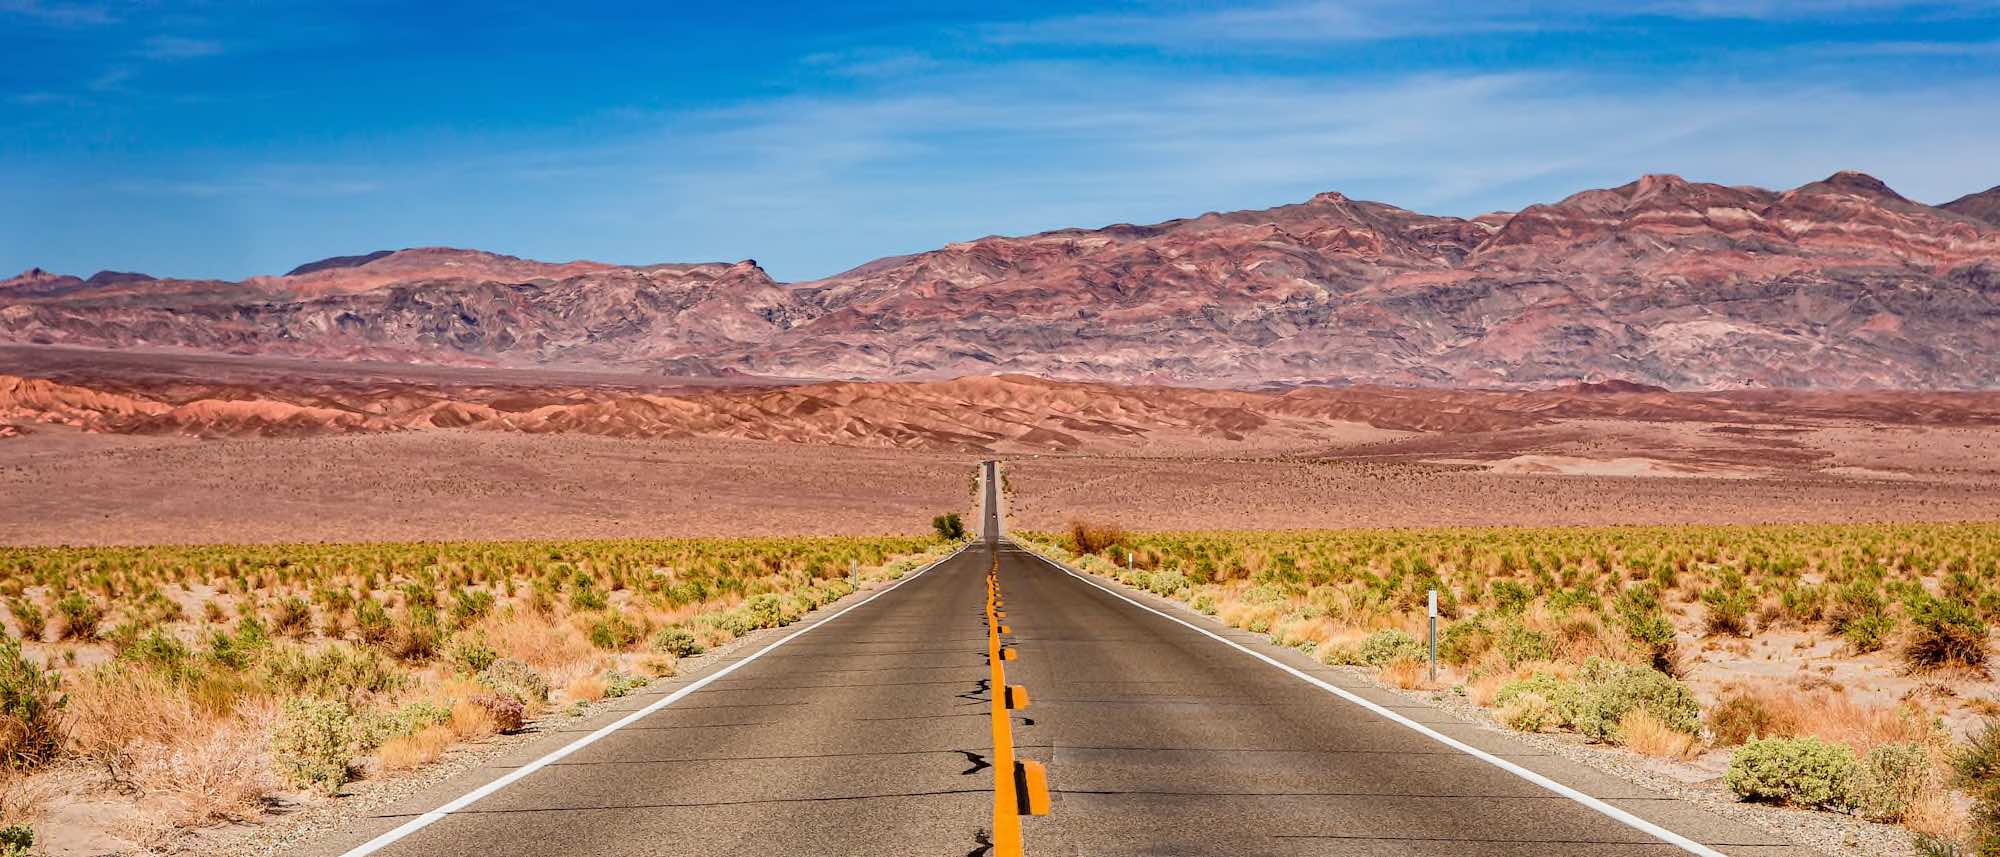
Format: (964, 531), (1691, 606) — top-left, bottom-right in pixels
(7, 171), (1999, 389)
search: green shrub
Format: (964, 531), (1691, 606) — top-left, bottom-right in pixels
(744, 594), (790, 630)
(450, 589), (496, 628)
(1614, 585), (1681, 673)
(52, 592), (103, 641)
(1852, 741), (1937, 823)
(0, 635), (65, 769)
(1844, 612), (1897, 654)
(271, 697), (355, 794)
(1357, 629), (1422, 666)
(0, 826), (29, 857)
(1495, 673), (1580, 717)
(354, 597), (392, 644)
(1566, 658), (1700, 742)
(1701, 573), (1754, 637)
(271, 596), (313, 637)
(1954, 717), (2000, 855)
(1437, 619), (1493, 667)
(931, 513), (966, 541)
(602, 671), (646, 699)
(1905, 593), (1990, 672)
(357, 700), (451, 749)
(1499, 692), (1556, 732)
(1146, 570), (1189, 597)
(588, 611), (646, 651)
(651, 626), (704, 657)
(479, 658), (550, 705)
(1726, 736), (1857, 810)
(259, 644), (404, 702)
(1496, 622), (1553, 666)
(447, 636), (498, 674)
(7, 600), (45, 642)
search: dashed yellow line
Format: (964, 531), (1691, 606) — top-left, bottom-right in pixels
(986, 552), (1049, 857)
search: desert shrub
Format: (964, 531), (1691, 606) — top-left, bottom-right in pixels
(271, 596), (313, 637)
(270, 697), (355, 795)
(1357, 629), (1422, 666)
(0, 635), (65, 769)
(931, 513), (966, 541)
(1614, 585), (1681, 674)
(651, 626), (704, 657)
(1565, 658), (1700, 742)
(0, 826), (28, 857)
(1905, 593), (1990, 672)
(1832, 580), (1895, 653)
(1066, 519), (1129, 556)
(53, 592), (103, 640)
(1707, 687), (1798, 747)
(450, 589), (496, 628)
(1495, 673), (1580, 719)
(588, 611), (646, 651)
(602, 671), (646, 699)
(1499, 692), (1556, 732)
(6, 600), (44, 642)
(1489, 579), (1534, 614)
(569, 578), (607, 612)
(1701, 572), (1754, 637)
(259, 644), (404, 702)
(391, 604), (443, 661)
(1779, 584), (1825, 625)
(1495, 622), (1554, 666)
(448, 636), (498, 674)
(1146, 570), (1190, 597)
(743, 594), (790, 630)
(1619, 709), (1700, 760)
(1954, 717), (2000, 855)
(1725, 736), (1857, 811)
(1437, 619), (1493, 667)
(1190, 591), (1218, 615)
(468, 691), (526, 733)
(354, 597), (392, 645)
(478, 658), (550, 705)
(357, 700), (452, 750)
(1852, 741), (1938, 823)
(120, 627), (195, 678)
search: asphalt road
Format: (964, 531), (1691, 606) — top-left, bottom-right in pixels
(330, 463), (1809, 856)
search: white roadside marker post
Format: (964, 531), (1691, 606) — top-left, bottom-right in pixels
(1127, 551), (1134, 576)
(1428, 589), (1439, 684)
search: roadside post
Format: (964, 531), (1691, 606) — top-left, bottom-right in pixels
(1127, 552), (1133, 576)
(1427, 590), (1439, 683)
(850, 560), (858, 589)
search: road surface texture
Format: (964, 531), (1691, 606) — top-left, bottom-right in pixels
(306, 463), (1816, 857)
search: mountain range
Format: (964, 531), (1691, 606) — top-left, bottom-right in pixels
(6, 171), (1999, 390)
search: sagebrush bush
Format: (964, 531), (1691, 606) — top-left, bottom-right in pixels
(1499, 692), (1555, 732)
(651, 626), (704, 657)
(1436, 619), (1492, 666)
(53, 592), (103, 641)
(1495, 622), (1553, 666)
(1701, 572), (1755, 637)
(1726, 736), (1858, 810)
(0, 826), (29, 857)
(480, 660), (552, 704)
(468, 691), (526, 733)
(1905, 593), (1990, 672)
(1954, 717), (2000, 855)
(6, 600), (44, 642)
(271, 697), (355, 795)
(1566, 658), (1701, 742)
(260, 643), (405, 702)
(1357, 629), (1422, 666)
(0, 635), (65, 769)
(1852, 741), (1939, 823)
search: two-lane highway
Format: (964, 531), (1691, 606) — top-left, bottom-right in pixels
(320, 462), (1810, 856)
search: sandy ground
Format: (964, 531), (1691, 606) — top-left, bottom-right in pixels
(5, 415), (1999, 545)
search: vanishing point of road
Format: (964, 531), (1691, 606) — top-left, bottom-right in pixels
(309, 462), (1815, 857)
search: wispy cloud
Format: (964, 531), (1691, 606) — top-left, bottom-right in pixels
(0, 0), (117, 26)
(139, 35), (223, 60)
(983, 1), (1539, 48)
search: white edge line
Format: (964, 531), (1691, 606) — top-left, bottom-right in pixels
(339, 543), (974, 857)
(1012, 543), (1729, 857)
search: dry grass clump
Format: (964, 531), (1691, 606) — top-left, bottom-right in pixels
(1620, 710), (1700, 760)
(1065, 519), (1130, 556)
(377, 726), (453, 773)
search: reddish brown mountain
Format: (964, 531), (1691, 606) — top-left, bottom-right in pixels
(1944, 185), (2000, 227)
(5, 171), (1999, 389)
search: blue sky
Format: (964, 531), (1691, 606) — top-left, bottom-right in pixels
(4, 1), (1999, 282)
